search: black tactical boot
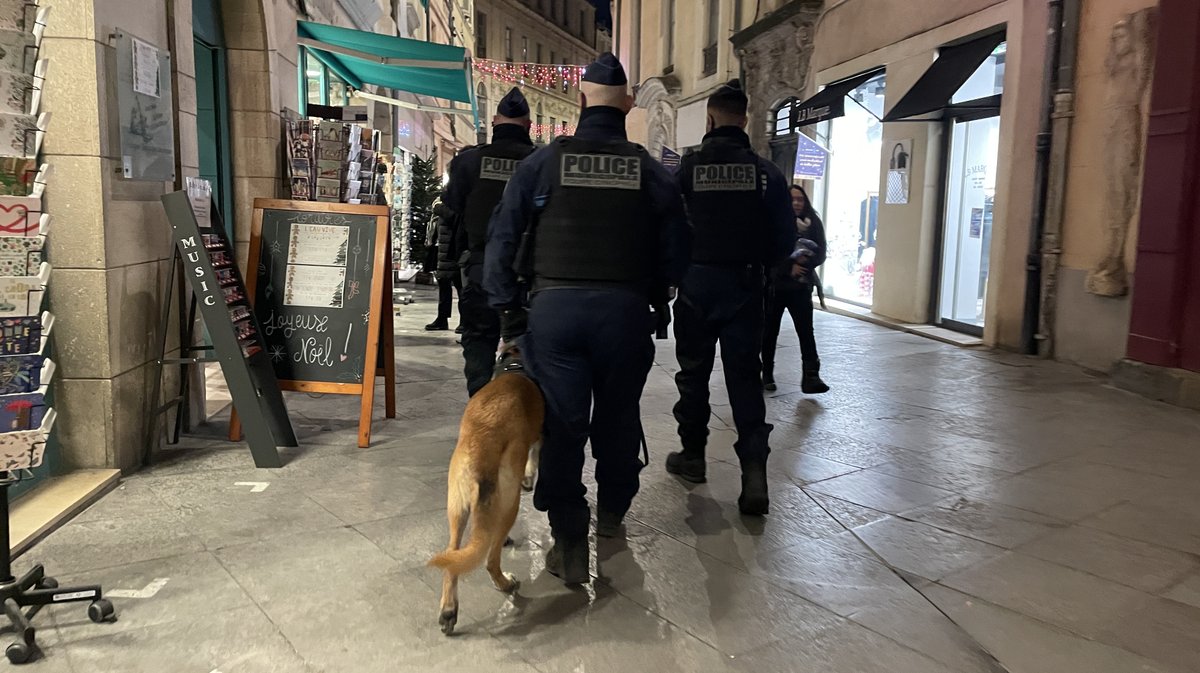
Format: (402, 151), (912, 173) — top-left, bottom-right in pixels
(801, 362), (830, 395)
(762, 364), (777, 392)
(545, 537), (589, 585)
(738, 461), (770, 516)
(425, 319), (449, 331)
(596, 510), (624, 538)
(665, 451), (707, 484)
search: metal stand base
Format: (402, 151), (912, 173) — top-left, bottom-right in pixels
(0, 482), (115, 664)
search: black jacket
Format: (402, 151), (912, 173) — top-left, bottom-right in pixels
(770, 211), (827, 290)
(432, 201), (459, 279)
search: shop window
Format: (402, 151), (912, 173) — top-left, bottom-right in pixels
(952, 41), (1006, 104)
(810, 71), (887, 307)
(301, 48), (351, 109)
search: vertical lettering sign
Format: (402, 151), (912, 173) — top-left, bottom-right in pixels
(162, 191), (294, 468)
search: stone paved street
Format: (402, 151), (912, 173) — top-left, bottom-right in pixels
(11, 287), (1200, 672)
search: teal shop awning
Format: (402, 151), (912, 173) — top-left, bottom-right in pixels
(297, 20), (473, 106)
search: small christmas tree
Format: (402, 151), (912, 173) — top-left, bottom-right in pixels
(408, 154), (440, 269)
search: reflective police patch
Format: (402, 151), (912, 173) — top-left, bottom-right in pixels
(692, 163), (758, 192)
(560, 154), (641, 190)
(480, 157), (518, 181)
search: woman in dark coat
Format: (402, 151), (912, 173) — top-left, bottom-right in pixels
(762, 185), (830, 394)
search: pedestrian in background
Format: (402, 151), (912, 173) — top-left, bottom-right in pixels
(425, 198), (463, 333)
(761, 185), (831, 394)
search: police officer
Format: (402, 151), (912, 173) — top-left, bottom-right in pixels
(666, 80), (795, 516)
(484, 53), (690, 584)
(441, 87), (537, 396)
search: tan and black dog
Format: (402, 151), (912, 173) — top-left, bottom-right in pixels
(429, 350), (543, 635)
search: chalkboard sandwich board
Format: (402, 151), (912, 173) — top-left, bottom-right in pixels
(231, 199), (396, 448)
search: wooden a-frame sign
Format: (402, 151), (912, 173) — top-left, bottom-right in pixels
(231, 199), (396, 447)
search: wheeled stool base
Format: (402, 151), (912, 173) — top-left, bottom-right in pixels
(0, 563), (115, 664)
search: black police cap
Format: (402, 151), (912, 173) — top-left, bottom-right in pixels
(582, 52), (628, 86)
(496, 87), (530, 117)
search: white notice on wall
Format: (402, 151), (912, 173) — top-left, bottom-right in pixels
(132, 37), (160, 98)
(185, 177), (213, 229)
(288, 223), (350, 267)
(284, 265), (347, 308)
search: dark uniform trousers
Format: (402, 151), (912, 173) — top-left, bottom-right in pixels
(673, 265), (772, 462)
(459, 262), (501, 396)
(524, 288), (655, 541)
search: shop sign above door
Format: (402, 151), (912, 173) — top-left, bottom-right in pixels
(337, 0), (384, 31)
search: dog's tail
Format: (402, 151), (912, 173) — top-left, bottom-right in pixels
(428, 476), (502, 576)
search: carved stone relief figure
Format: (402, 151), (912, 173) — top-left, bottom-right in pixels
(636, 78), (677, 159)
(1086, 8), (1157, 297)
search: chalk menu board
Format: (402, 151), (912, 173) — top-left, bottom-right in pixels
(236, 199), (396, 447)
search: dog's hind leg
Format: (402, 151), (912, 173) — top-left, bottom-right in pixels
(438, 496), (468, 635)
(486, 491), (522, 593)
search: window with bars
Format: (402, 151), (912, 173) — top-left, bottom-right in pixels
(772, 98), (799, 136)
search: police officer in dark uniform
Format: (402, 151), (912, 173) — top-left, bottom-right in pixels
(441, 87), (537, 396)
(484, 53), (690, 584)
(666, 80), (795, 516)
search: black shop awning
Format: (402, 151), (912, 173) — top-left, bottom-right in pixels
(791, 69), (884, 128)
(883, 29), (1006, 122)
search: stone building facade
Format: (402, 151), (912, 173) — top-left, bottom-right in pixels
(473, 0), (600, 143)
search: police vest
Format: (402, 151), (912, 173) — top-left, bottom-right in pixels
(461, 142), (536, 261)
(533, 137), (655, 294)
(680, 140), (769, 266)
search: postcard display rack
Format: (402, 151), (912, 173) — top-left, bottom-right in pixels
(0, 2), (116, 665)
(286, 118), (388, 206)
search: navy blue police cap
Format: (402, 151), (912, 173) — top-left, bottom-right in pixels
(582, 52), (628, 86)
(496, 87), (530, 117)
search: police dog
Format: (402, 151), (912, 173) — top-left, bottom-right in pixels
(429, 346), (543, 635)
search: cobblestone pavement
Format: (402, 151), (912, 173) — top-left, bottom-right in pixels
(12, 286), (1200, 672)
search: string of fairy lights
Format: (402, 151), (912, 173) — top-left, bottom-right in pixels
(472, 58), (587, 90)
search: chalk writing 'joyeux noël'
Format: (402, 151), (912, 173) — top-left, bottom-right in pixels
(261, 310), (330, 339)
(294, 336), (335, 367)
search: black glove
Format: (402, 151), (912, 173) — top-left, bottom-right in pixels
(500, 308), (529, 341)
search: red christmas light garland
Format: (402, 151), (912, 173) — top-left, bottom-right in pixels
(473, 58), (586, 90)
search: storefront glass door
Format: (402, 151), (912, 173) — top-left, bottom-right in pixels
(938, 114), (1000, 332)
(812, 72), (886, 306)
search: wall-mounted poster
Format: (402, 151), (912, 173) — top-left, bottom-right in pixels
(116, 31), (175, 182)
(792, 133), (831, 182)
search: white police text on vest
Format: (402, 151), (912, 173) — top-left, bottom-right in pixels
(561, 153), (641, 190)
(480, 157), (518, 181)
(693, 163), (757, 192)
